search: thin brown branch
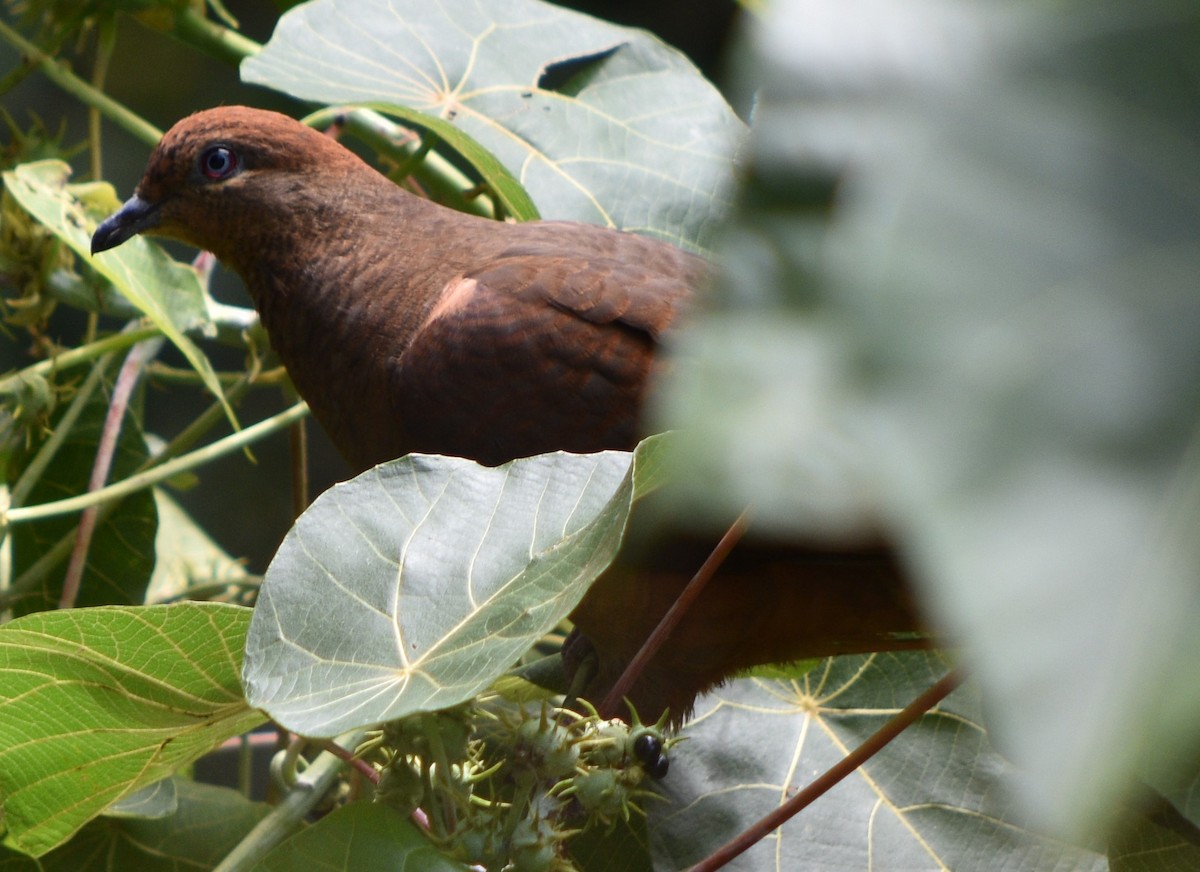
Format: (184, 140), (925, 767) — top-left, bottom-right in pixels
(289, 413), (309, 519)
(313, 737), (380, 785)
(59, 335), (163, 609)
(600, 508), (752, 716)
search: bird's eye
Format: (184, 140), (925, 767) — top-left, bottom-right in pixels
(199, 146), (238, 180)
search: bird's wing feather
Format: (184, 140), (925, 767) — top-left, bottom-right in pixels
(391, 253), (689, 465)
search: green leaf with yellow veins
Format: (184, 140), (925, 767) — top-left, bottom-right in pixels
(0, 603), (264, 857)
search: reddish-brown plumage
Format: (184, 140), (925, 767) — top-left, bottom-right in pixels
(93, 106), (924, 721)
(93, 106), (700, 470)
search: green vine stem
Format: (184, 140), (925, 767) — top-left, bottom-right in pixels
(1, 369), (262, 614)
(172, 5), (261, 66)
(0, 324), (161, 397)
(301, 107), (494, 218)
(0, 389), (301, 608)
(0, 18), (160, 146)
(88, 16), (117, 181)
(148, 362), (286, 389)
(5, 400), (309, 526)
(0, 347), (118, 601)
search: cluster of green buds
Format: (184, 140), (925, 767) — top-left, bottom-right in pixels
(365, 697), (679, 872)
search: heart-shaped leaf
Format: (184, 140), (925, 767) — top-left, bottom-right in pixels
(0, 603), (264, 856)
(241, 0), (745, 252)
(244, 441), (665, 737)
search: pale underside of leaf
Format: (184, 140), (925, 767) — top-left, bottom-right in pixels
(651, 653), (1106, 872)
(243, 448), (655, 737)
(241, 0), (745, 253)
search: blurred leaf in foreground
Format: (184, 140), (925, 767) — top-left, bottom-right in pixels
(660, 0), (1200, 841)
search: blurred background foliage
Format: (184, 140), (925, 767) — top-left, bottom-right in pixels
(660, 0), (1200, 846)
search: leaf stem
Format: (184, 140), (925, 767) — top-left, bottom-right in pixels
(599, 508), (751, 717)
(88, 16), (117, 180)
(687, 668), (965, 872)
(171, 5), (261, 65)
(287, 386), (309, 518)
(302, 107), (495, 218)
(313, 737), (380, 785)
(7, 347), (118, 510)
(146, 363), (285, 388)
(0, 19), (160, 146)
(1, 371), (263, 606)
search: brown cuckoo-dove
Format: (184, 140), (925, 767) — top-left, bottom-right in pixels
(92, 107), (923, 720)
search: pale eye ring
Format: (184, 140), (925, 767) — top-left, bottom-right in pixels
(199, 145), (238, 180)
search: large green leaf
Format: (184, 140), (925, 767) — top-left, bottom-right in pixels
(659, 0), (1200, 842)
(3, 161), (234, 424)
(0, 604), (264, 857)
(244, 441), (665, 737)
(650, 653), (1106, 871)
(241, 0), (745, 252)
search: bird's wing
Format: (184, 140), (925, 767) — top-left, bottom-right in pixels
(390, 253), (693, 465)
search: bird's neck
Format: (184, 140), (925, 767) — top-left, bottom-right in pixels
(224, 176), (484, 469)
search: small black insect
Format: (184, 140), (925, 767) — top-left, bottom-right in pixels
(633, 733), (662, 764)
(633, 732), (669, 779)
(645, 752), (669, 779)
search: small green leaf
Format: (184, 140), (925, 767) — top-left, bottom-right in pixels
(244, 442), (665, 736)
(3, 161), (236, 427)
(146, 489), (256, 604)
(249, 802), (460, 872)
(0, 603), (264, 856)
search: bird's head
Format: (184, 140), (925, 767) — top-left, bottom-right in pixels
(91, 106), (365, 262)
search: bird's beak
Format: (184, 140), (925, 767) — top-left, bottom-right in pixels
(91, 194), (161, 255)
